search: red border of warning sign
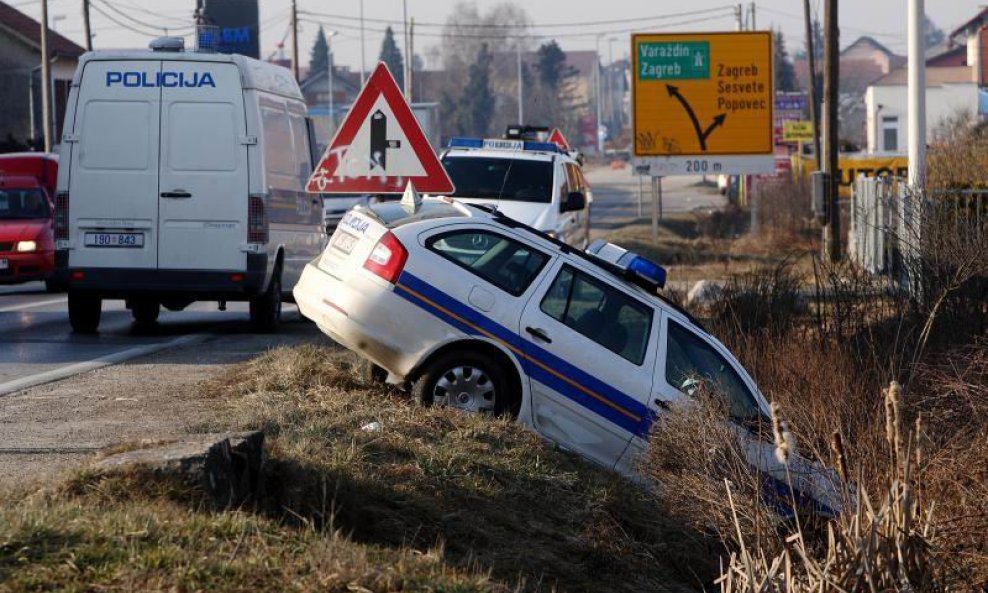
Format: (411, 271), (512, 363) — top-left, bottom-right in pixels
(306, 63), (455, 194)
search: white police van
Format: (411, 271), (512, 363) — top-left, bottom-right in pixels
(439, 138), (591, 247)
(54, 37), (324, 332)
(293, 197), (842, 514)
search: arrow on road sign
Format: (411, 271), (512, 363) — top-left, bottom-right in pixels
(666, 84), (726, 152)
(306, 62), (455, 195)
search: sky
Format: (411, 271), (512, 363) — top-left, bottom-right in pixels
(8, 0), (983, 73)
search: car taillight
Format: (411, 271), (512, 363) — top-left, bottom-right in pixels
(248, 195), (267, 243)
(54, 191), (69, 241)
(363, 231), (408, 284)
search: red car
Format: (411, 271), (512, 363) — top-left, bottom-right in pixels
(0, 154), (59, 290)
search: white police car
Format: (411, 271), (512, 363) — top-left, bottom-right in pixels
(294, 195), (841, 515)
(438, 138), (591, 247)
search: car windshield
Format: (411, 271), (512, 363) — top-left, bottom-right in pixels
(0, 188), (50, 220)
(441, 156), (554, 203)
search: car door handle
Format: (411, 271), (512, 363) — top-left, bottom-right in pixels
(160, 190), (192, 198)
(525, 326), (552, 343)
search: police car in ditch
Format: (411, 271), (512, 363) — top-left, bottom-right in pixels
(438, 137), (591, 247)
(294, 191), (842, 515)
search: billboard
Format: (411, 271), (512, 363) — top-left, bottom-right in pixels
(196, 0), (260, 59)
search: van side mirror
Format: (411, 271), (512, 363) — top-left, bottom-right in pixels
(562, 191), (586, 212)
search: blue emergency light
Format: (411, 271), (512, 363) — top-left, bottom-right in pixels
(447, 137), (562, 154)
(586, 239), (667, 291)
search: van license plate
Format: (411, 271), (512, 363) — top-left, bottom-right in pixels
(332, 231), (358, 254)
(84, 233), (144, 248)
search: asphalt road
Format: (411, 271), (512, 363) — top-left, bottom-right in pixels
(584, 165), (726, 233)
(0, 165), (723, 397)
(0, 281), (308, 396)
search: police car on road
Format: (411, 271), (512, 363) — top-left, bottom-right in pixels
(294, 193), (843, 515)
(438, 137), (591, 247)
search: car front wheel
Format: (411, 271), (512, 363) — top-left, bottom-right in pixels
(412, 351), (512, 416)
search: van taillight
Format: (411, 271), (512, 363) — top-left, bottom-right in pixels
(54, 191), (69, 241)
(363, 231), (408, 284)
(248, 195), (267, 243)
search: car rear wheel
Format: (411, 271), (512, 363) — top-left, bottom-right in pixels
(412, 351), (511, 416)
(250, 274), (282, 333)
(68, 292), (101, 334)
(131, 299), (160, 326)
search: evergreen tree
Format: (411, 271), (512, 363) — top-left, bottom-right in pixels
(774, 28), (798, 92)
(379, 26), (405, 90)
(309, 26), (328, 77)
(457, 44), (495, 136)
(536, 40), (568, 92)
(924, 14), (945, 48)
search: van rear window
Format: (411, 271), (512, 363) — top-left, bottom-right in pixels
(80, 101), (151, 170)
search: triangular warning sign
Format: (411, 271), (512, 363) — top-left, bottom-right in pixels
(306, 63), (455, 195)
(548, 128), (570, 151)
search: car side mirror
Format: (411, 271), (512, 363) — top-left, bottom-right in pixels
(563, 191), (586, 212)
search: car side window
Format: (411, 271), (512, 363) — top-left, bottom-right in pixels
(427, 230), (549, 296)
(540, 265), (652, 365)
(664, 320), (761, 421)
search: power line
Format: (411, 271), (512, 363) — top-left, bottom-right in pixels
(87, 1), (172, 37)
(299, 5), (734, 30)
(298, 13), (734, 41)
(93, 0), (194, 34)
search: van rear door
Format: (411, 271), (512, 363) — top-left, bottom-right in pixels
(70, 60), (161, 269)
(157, 61), (248, 270)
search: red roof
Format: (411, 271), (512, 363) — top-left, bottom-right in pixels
(0, 1), (85, 58)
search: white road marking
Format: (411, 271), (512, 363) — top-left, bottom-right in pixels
(0, 297), (67, 313)
(0, 333), (213, 397)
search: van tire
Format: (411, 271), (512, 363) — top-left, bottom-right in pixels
(131, 299), (160, 326)
(68, 292), (101, 334)
(412, 351), (511, 416)
(250, 274), (281, 333)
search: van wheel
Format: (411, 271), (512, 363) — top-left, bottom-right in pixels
(412, 351), (510, 416)
(250, 274), (282, 333)
(68, 292), (101, 334)
(131, 299), (160, 326)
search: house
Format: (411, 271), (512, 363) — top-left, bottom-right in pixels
(794, 36), (905, 147)
(0, 1), (85, 152)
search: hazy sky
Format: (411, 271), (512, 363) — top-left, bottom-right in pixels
(10, 0), (983, 72)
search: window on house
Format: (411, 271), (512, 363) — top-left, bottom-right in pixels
(881, 116), (898, 152)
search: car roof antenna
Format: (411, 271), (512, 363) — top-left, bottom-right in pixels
(400, 180), (422, 214)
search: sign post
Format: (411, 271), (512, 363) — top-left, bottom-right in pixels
(631, 32), (774, 176)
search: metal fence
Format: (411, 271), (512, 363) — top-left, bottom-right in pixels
(850, 175), (987, 292)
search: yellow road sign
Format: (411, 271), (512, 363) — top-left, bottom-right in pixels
(783, 120), (814, 142)
(632, 32), (774, 158)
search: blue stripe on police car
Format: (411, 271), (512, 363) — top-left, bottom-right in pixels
(105, 71), (216, 88)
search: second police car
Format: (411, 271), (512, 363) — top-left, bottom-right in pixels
(438, 137), (592, 247)
(294, 193), (843, 515)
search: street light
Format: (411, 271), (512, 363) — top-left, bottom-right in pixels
(326, 30), (338, 134)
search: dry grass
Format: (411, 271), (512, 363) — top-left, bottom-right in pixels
(0, 346), (704, 593)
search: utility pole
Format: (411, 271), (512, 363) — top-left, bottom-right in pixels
(822, 0), (841, 261)
(290, 0), (299, 82)
(907, 0), (926, 189)
(81, 0), (92, 51)
(39, 0), (52, 152)
(516, 41), (524, 124)
(327, 32), (335, 134)
(408, 18), (415, 101)
(359, 0), (367, 86)
(402, 0), (410, 100)
(595, 34), (603, 154)
(749, 2), (756, 29)
(803, 0), (821, 169)
(735, 4), (743, 31)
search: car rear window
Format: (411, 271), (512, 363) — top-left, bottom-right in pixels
(427, 230), (549, 296)
(442, 156), (554, 203)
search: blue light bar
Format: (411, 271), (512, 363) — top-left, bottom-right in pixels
(447, 137), (561, 153)
(586, 239), (667, 291)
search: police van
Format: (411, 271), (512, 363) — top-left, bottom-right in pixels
(54, 37), (324, 332)
(439, 138), (592, 247)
